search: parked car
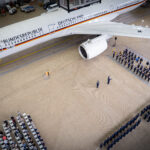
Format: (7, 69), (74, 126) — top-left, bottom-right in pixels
(20, 5), (35, 13)
(6, 4), (17, 15)
(24, 6), (35, 13)
(43, 0), (57, 9)
(46, 3), (58, 11)
(20, 4), (29, 11)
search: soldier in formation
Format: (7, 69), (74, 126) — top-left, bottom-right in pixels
(112, 49), (150, 82)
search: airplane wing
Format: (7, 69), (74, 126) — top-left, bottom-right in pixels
(71, 21), (150, 39)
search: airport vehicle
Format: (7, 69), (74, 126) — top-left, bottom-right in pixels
(47, 3), (58, 11)
(0, 0), (150, 60)
(20, 5), (35, 13)
(43, 1), (51, 9)
(20, 5), (29, 11)
(43, 0), (57, 10)
(6, 4), (17, 15)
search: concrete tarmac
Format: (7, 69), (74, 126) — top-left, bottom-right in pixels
(0, 6), (150, 150)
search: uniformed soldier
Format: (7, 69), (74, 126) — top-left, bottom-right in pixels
(100, 144), (103, 148)
(145, 69), (149, 74)
(124, 49), (128, 55)
(146, 61), (149, 66)
(128, 55), (131, 59)
(148, 76), (150, 82)
(141, 71), (145, 78)
(139, 70), (142, 76)
(124, 60), (127, 66)
(134, 54), (136, 60)
(127, 59), (130, 64)
(128, 63), (130, 68)
(119, 56), (121, 63)
(96, 80), (100, 88)
(131, 52), (134, 57)
(130, 65), (133, 70)
(119, 51), (122, 56)
(145, 74), (148, 80)
(137, 64), (140, 68)
(133, 67), (137, 73)
(131, 60), (134, 65)
(129, 51), (131, 56)
(140, 58), (143, 64)
(123, 50), (126, 55)
(121, 58), (124, 64)
(113, 51), (115, 58)
(140, 65), (143, 70)
(113, 37), (117, 47)
(136, 57), (140, 63)
(107, 76), (112, 85)
(136, 68), (139, 74)
(116, 55), (119, 61)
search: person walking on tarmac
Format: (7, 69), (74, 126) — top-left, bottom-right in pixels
(107, 76), (112, 85)
(96, 80), (100, 88)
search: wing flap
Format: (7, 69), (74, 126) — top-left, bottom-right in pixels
(71, 21), (150, 39)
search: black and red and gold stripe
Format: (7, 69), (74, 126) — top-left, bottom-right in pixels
(0, 0), (146, 52)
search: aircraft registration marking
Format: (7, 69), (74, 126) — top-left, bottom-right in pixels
(0, 0), (146, 52)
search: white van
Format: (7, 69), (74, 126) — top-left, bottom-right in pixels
(6, 4), (17, 15)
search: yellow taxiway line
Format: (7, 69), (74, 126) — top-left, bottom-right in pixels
(0, 37), (73, 68)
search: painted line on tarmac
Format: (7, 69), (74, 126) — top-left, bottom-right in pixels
(0, 37), (73, 68)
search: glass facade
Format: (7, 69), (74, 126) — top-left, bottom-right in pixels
(58, 0), (101, 12)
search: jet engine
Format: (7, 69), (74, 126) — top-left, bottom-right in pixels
(78, 35), (111, 60)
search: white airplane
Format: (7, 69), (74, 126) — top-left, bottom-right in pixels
(0, 0), (150, 60)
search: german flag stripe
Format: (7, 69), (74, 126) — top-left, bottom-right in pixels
(0, 0), (146, 52)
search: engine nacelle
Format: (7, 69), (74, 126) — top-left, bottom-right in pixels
(79, 35), (111, 60)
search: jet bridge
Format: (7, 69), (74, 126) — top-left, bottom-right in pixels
(58, 0), (101, 12)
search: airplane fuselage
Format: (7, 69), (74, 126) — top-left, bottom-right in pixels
(0, 0), (146, 58)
